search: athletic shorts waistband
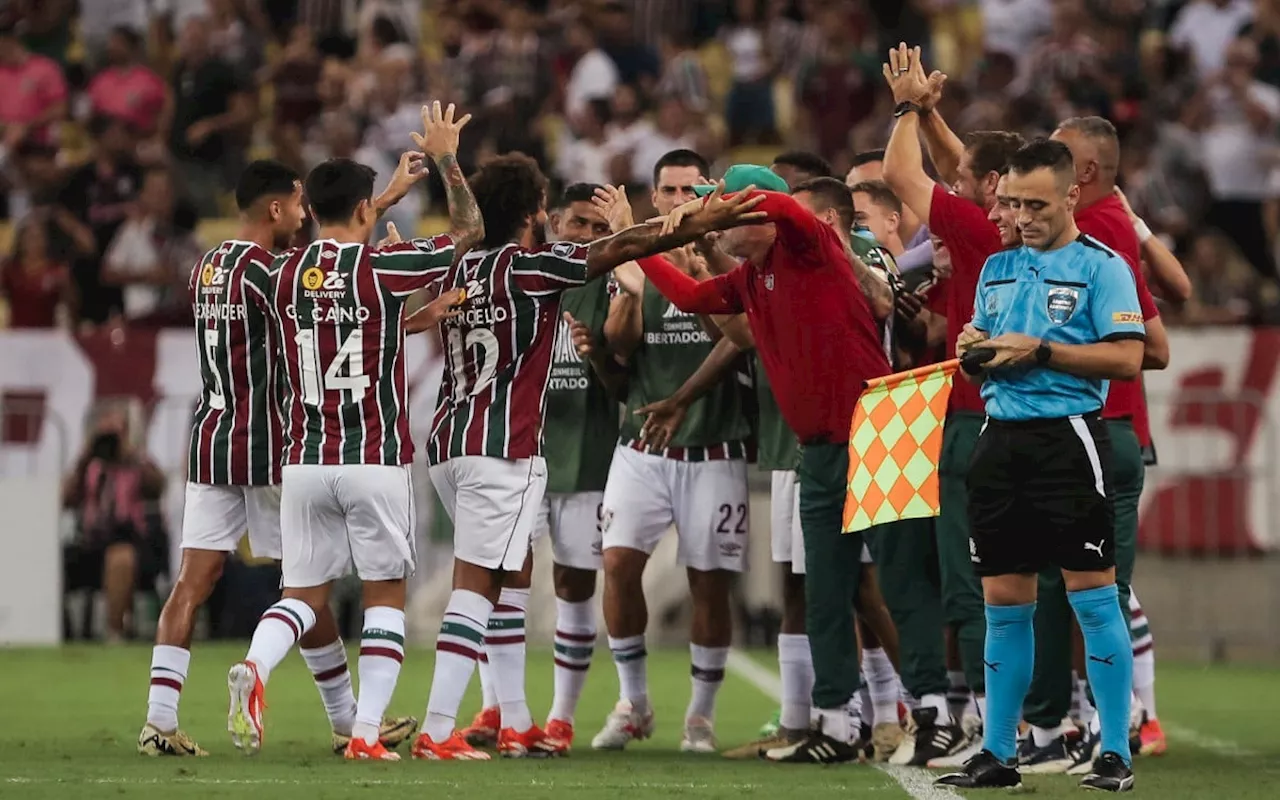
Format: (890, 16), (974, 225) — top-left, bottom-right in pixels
(984, 410), (1102, 430)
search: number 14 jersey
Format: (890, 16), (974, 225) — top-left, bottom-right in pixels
(262, 235), (457, 466)
(428, 241), (591, 465)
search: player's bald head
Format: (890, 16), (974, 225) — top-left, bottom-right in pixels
(1052, 116), (1119, 188)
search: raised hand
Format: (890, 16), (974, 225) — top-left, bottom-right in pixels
(377, 221), (404, 248)
(592, 184), (635, 233)
(564, 311), (595, 358)
(411, 101), (472, 162)
(404, 286), (466, 334)
(683, 181), (768, 236)
(882, 42), (931, 105)
(635, 396), (688, 452)
(956, 322), (989, 356)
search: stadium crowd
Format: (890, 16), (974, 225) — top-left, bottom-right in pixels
(0, 0), (1279, 331)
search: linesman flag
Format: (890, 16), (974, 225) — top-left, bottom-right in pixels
(842, 359), (960, 534)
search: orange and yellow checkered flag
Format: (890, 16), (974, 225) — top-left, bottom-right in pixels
(842, 359), (960, 534)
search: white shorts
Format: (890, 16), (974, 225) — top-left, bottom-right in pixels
(430, 455), (548, 572)
(769, 470), (806, 575)
(280, 464), (416, 588)
(600, 445), (749, 573)
(181, 482), (282, 560)
(535, 491), (605, 571)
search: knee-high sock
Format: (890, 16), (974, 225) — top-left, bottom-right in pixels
(146, 645), (190, 731)
(301, 638), (356, 736)
(1129, 592), (1157, 719)
(983, 603), (1036, 763)
(686, 644), (728, 721)
(246, 599), (317, 683)
(354, 607), (406, 745)
(777, 633), (813, 731)
(423, 590), (493, 741)
(1070, 585), (1133, 765)
(488, 588), (532, 732)
(549, 599), (596, 725)
(609, 634), (648, 710)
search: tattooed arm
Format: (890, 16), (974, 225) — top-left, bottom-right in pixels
(840, 237), (894, 321)
(410, 101), (484, 251)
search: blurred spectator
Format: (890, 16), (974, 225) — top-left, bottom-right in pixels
(101, 167), (203, 324)
(1241, 0), (1280, 88)
(564, 20), (619, 120)
(86, 27), (168, 139)
(766, 0), (821, 80)
(208, 0), (265, 76)
(79, 2), (148, 69)
(558, 98), (614, 186)
(1169, 0), (1256, 79)
(979, 0), (1052, 64)
(0, 214), (75, 328)
(597, 0), (661, 93)
(655, 31), (711, 115)
(166, 16), (253, 217)
(795, 5), (879, 164)
(484, 2), (552, 118)
(1200, 37), (1280, 279)
(0, 20), (68, 151)
(260, 24), (323, 175)
(1017, 0), (1103, 97)
(347, 15), (416, 111)
(626, 97), (699, 188)
(61, 404), (166, 642)
(295, 0), (359, 58)
(722, 0), (778, 146)
(1165, 228), (1280, 325)
(57, 115), (143, 325)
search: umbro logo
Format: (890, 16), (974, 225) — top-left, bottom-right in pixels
(1089, 653), (1116, 666)
(1084, 540), (1104, 557)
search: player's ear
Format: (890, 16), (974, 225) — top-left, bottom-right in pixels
(267, 199), (281, 223)
(1066, 182), (1081, 213)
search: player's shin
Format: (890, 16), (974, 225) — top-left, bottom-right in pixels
(147, 645), (191, 732)
(777, 633), (814, 731)
(489, 587), (534, 732)
(245, 597), (319, 682)
(423, 588), (495, 741)
(983, 602), (1037, 763)
(355, 605), (407, 745)
(301, 606), (356, 736)
(1068, 583), (1133, 765)
(550, 596), (597, 725)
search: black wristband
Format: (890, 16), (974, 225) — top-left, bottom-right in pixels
(1035, 340), (1053, 365)
(893, 101), (922, 118)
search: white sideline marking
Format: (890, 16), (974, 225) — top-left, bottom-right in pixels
(1163, 723), (1260, 759)
(2, 777), (765, 790)
(725, 649), (962, 800)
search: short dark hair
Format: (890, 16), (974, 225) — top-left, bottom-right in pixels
(555, 182), (603, 211)
(962, 131), (1026, 178)
(304, 158), (376, 225)
(792, 177), (854, 232)
(1057, 115), (1118, 142)
(469, 152), (548, 248)
(1008, 138), (1076, 188)
(772, 150), (833, 179)
(851, 149), (886, 167)
(849, 180), (903, 215)
(652, 148), (709, 187)
(236, 160), (300, 212)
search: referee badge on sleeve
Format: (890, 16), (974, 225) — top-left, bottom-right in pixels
(1046, 287), (1079, 325)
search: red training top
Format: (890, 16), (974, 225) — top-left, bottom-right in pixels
(635, 191), (890, 443)
(1075, 194), (1156, 448)
(925, 185), (1003, 415)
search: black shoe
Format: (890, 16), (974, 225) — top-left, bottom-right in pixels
(1022, 730), (1082, 774)
(1079, 751), (1135, 792)
(764, 728), (862, 764)
(859, 722), (875, 761)
(935, 749), (1023, 789)
(907, 707), (966, 766)
(1067, 726), (1100, 775)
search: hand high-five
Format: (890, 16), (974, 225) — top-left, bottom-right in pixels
(411, 101), (472, 162)
(592, 185), (635, 233)
(404, 286), (467, 334)
(383, 153), (428, 204)
(649, 181), (768, 237)
(882, 42), (947, 109)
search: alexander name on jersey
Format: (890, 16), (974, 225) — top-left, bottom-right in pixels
(646, 300), (714, 346)
(194, 245), (251, 321)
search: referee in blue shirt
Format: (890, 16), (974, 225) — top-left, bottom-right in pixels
(933, 140), (1143, 794)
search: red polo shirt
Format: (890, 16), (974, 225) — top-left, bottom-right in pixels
(1075, 194), (1157, 447)
(634, 191), (890, 443)
(925, 185), (1004, 415)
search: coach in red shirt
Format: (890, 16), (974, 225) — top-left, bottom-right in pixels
(634, 165), (891, 762)
(1013, 116), (1174, 753)
(881, 48), (1024, 740)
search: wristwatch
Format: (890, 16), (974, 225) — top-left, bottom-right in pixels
(1035, 340), (1053, 365)
(893, 101), (922, 118)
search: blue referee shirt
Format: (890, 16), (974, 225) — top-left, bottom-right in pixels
(971, 235), (1146, 421)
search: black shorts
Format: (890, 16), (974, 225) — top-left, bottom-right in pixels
(966, 413), (1115, 577)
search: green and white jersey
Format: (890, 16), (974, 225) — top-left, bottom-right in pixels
(542, 279), (619, 493)
(619, 281), (751, 461)
(754, 351), (799, 472)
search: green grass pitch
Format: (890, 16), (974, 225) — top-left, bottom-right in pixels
(1, 645), (1277, 799)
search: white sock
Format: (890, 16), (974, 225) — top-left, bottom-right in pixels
(1076, 676), (1096, 727)
(687, 643), (728, 721)
(777, 633), (813, 730)
(477, 654), (498, 710)
(920, 692), (953, 725)
(608, 634), (649, 710)
(947, 669), (969, 721)
(1133, 647), (1157, 719)
(1031, 717), (1075, 747)
(549, 598), (596, 725)
(817, 697), (861, 743)
(246, 599), (316, 684)
(423, 590), (493, 741)
(301, 638), (356, 736)
(863, 647), (899, 727)
(975, 694), (987, 725)
(354, 606), (406, 745)
(146, 644), (190, 731)
(489, 588), (533, 733)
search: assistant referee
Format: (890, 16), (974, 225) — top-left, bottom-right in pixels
(933, 140), (1142, 794)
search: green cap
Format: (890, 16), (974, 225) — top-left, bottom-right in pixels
(692, 164), (789, 197)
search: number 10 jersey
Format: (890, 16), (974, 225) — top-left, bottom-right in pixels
(428, 241), (591, 465)
(264, 235), (458, 467)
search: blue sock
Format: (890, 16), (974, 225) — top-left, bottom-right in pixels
(1069, 584), (1133, 766)
(982, 603), (1036, 764)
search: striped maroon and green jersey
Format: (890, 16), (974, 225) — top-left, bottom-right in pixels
(427, 241), (591, 464)
(187, 240), (282, 486)
(262, 235), (457, 466)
